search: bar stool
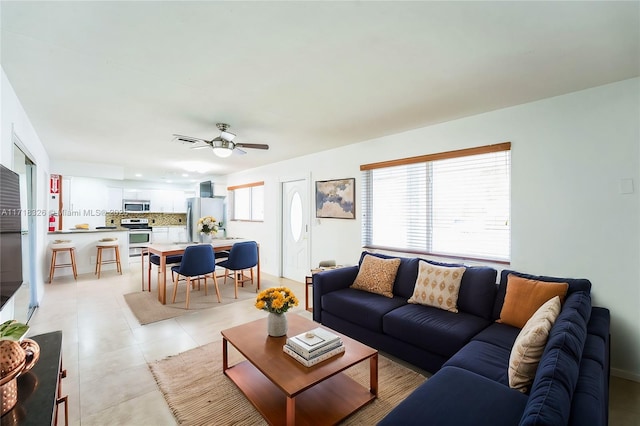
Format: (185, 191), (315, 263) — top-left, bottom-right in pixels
(48, 241), (78, 283)
(95, 238), (122, 278)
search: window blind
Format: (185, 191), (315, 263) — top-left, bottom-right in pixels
(361, 143), (511, 262)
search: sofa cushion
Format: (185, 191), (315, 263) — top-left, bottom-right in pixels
(472, 323), (520, 351)
(351, 254), (400, 298)
(509, 296), (562, 393)
(408, 261), (466, 312)
(569, 354), (607, 426)
(357, 251), (419, 298)
(455, 266), (498, 320)
(519, 291), (591, 426)
(444, 340), (511, 385)
(417, 258), (497, 319)
(383, 303), (491, 358)
(321, 288), (406, 332)
(493, 269), (591, 320)
(498, 274), (568, 328)
(379, 366), (528, 426)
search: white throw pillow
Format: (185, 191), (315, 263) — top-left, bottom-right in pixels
(508, 295), (562, 393)
(407, 261), (466, 313)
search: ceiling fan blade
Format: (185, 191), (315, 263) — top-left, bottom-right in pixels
(233, 147), (247, 155)
(235, 143), (269, 150)
(172, 134), (207, 144)
(190, 145), (210, 150)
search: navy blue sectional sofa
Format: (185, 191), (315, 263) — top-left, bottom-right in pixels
(312, 252), (610, 426)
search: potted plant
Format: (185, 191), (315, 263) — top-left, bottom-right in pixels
(0, 320), (29, 341)
(255, 287), (299, 337)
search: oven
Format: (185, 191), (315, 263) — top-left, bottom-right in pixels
(121, 218), (152, 257)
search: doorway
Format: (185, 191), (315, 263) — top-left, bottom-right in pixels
(13, 140), (38, 323)
(281, 178), (309, 282)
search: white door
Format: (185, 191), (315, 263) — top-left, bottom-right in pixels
(281, 179), (309, 282)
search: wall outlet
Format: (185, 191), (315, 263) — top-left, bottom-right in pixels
(620, 178), (634, 194)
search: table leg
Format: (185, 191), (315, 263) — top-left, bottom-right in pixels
(286, 395), (296, 426)
(141, 248), (145, 291)
(222, 338), (229, 372)
(158, 254), (167, 304)
(370, 353), (379, 397)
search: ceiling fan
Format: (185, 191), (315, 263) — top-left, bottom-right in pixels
(173, 123), (269, 158)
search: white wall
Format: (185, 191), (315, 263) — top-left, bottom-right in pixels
(227, 78), (640, 380)
(0, 68), (51, 320)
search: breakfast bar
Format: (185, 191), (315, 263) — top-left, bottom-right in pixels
(46, 228), (129, 277)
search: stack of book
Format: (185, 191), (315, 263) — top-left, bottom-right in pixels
(283, 327), (345, 367)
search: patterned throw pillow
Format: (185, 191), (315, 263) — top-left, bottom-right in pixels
(408, 261), (466, 313)
(509, 296), (562, 393)
(498, 274), (568, 328)
(350, 255), (401, 298)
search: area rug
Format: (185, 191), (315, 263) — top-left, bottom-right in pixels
(124, 280), (258, 325)
(149, 341), (427, 425)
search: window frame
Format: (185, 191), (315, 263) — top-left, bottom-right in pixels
(360, 142), (511, 264)
(227, 181), (265, 222)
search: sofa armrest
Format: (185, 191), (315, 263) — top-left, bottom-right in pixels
(312, 266), (359, 323)
(378, 366), (528, 426)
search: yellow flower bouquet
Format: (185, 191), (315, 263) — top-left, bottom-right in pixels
(197, 216), (219, 235)
(255, 287), (299, 314)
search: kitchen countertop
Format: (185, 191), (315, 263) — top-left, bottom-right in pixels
(48, 227), (128, 234)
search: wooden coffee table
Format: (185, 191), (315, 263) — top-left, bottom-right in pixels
(221, 314), (378, 425)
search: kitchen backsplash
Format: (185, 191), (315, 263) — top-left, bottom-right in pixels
(106, 212), (187, 227)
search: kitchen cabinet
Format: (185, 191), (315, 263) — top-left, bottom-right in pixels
(171, 191), (187, 212)
(168, 226), (188, 243)
(107, 187), (123, 212)
(152, 226), (170, 244)
(148, 190), (186, 213)
(123, 189), (152, 201)
(149, 190), (172, 212)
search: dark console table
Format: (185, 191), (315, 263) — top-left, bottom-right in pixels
(1, 331), (68, 426)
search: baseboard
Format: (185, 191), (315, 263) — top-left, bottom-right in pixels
(611, 367), (640, 383)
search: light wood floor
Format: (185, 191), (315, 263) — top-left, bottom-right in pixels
(27, 260), (640, 425)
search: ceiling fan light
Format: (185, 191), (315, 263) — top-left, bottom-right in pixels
(221, 130), (236, 141)
(213, 147), (233, 158)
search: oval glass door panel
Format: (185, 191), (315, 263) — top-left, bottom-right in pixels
(290, 191), (302, 242)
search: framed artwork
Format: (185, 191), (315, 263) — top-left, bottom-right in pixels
(315, 178), (355, 219)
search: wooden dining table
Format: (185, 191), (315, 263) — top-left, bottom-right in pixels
(143, 239), (260, 304)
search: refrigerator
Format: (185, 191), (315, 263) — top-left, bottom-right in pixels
(186, 197), (226, 242)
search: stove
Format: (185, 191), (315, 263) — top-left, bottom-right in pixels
(121, 218), (152, 257)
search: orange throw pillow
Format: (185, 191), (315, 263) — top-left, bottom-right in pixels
(498, 274), (568, 328)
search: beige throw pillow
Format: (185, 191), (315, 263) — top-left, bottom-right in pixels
(407, 261), (466, 313)
(350, 255), (401, 298)
(508, 295), (562, 393)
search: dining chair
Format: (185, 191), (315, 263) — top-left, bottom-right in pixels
(171, 245), (220, 309)
(217, 241), (259, 298)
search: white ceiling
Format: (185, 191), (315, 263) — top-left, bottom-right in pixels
(2, 1), (638, 184)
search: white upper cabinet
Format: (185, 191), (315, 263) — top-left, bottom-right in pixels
(149, 190), (186, 212)
(107, 187), (123, 212)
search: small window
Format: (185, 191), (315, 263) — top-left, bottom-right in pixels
(228, 181), (265, 222)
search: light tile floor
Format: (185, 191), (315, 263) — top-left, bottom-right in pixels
(26, 260), (640, 425)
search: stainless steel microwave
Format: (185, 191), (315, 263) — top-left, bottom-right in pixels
(122, 199), (151, 212)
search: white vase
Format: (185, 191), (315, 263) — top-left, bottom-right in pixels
(267, 312), (288, 337)
(199, 232), (213, 243)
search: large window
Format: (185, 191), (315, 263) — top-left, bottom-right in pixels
(361, 143), (511, 262)
(228, 181), (264, 221)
